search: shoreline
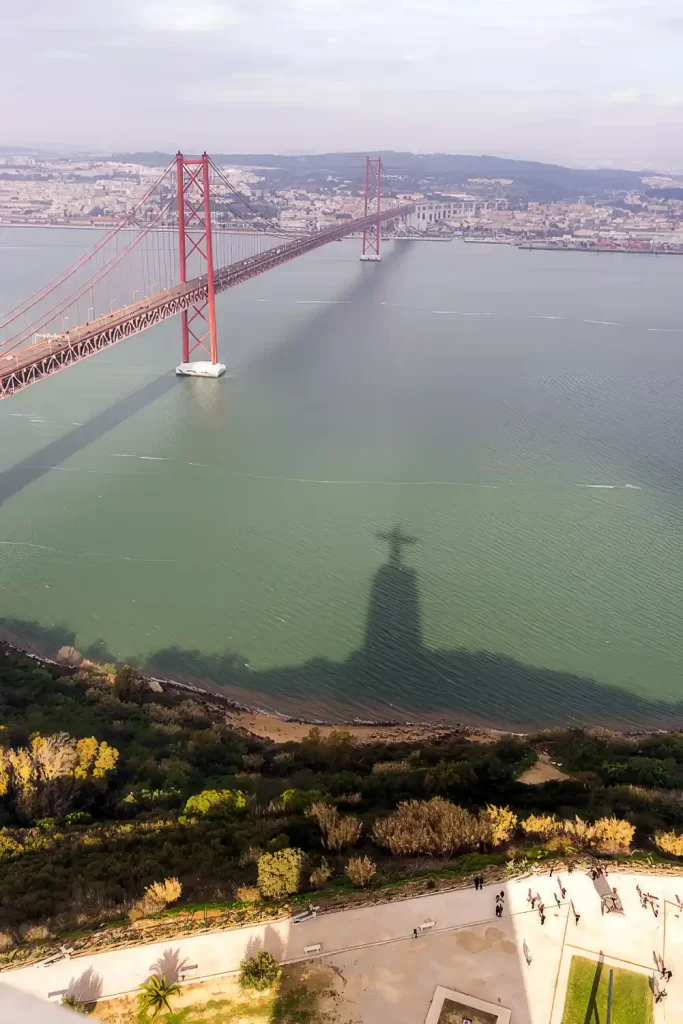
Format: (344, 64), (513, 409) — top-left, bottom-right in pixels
(0, 637), (508, 745)
(1, 634), (676, 745)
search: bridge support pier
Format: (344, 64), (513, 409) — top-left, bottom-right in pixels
(175, 151), (226, 378)
(360, 156), (382, 262)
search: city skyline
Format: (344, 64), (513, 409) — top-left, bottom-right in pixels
(3, 0), (683, 170)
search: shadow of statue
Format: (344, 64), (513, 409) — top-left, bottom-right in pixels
(364, 527), (422, 658)
(6, 523), (683, 731)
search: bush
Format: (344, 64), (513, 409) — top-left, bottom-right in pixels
(0, 929), (15, 952)
(128, 902), (147, 923)
(309, 858), (333, 888)
(257, 848), (305, 898)
(371, 761), (411, 774)
(372, 798), (485, 856)
(240, 950), (281, 991)
(482, 805), (518, 846)
(22, 924), (51, 943)
(235, 885), (261, 903)
(279, 788), (321, 813)
(309, 802), (362, 851)
(521, 813), (634, 853)
(521, 814), (563, 841)
(61, 994), (90, 1014)
(183, 788), (246, 818)
(591, 816), (635, 854)
(345, 855), (376, 887)
(64, 811), (92, 826)
(239, 846), (263, 867)
(654, 830), (683, 857)
(145, 876), (182, 907)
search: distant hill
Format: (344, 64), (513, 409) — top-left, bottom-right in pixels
(113, 150), (645, 200)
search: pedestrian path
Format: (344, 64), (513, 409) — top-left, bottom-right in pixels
(1, 870), (682, 1021)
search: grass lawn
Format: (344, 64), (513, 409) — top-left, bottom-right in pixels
(561, 955), (653, 1024)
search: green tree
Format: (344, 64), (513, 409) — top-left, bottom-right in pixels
(257, 847), (304, 898)
(183, 788), (246, 817)
(137, 973), (180, 1018)
(113, 664), (143, 702)
(239, 950), (281, 991)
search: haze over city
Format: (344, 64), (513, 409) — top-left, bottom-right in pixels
(3, 0), (683, 169)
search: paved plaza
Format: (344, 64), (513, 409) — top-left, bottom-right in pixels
(2, 869), (683, 1021)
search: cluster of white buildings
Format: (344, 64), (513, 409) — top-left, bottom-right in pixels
(0, 161), (164, 225)
(401, 195), (495, 231)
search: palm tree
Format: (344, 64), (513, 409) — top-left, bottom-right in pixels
(137, 973), (181, 1018)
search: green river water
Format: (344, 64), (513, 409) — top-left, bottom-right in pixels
(1, 229), (682, 729)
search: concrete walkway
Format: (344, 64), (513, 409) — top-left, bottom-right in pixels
(2, 870), (682, 1021)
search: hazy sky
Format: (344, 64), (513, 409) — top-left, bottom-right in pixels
(3, 0), (683, 169)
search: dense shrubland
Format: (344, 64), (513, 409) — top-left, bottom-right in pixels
(2, 646), (683, 937)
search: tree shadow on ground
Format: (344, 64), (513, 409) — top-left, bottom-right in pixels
(65, 965), (102, 1008)
(149, 947), (189, 985)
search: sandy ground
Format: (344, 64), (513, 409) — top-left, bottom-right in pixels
(93, 963), (349, 1023)
(224, 708), (466, 745)
(7, 871), (683, 1023)
(518, 754), (571, 785)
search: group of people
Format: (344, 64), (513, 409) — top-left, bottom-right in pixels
(653, 951), (673, 982)
(636, 884), (660, 917)
(495, 890), (505, 918)
(526, 888), (546, 924)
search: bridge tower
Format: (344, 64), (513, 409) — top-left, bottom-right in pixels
(360, 156), (382, 262)
(175, 151), (226, 378)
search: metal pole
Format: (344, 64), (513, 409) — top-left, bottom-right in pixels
(362, 156), (370, 255)
(606, 967), (613, 1024)
(176, 152), (190, 363)
(201, 153), (218, 365)
(375, 156), (382, 256)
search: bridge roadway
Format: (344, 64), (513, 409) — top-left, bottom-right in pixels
(0, 203), (414, 399)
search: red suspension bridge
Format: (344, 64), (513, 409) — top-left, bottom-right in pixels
(0, 154), (413, 399)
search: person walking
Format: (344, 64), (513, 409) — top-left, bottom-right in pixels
(523, 940), (532, 966)
(413, 928), (418, 939)
(554, 893), (561, 908)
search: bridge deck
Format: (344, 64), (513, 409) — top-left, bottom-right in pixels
(0, 204), (413, 399)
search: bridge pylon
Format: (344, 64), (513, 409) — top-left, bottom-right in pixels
(175, 151), (226, 378)
(360, 156), (382, 262)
